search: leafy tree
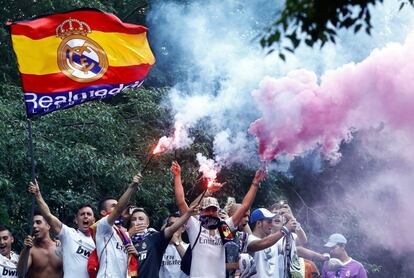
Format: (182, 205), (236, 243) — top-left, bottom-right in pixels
(260, 0), (414, 59)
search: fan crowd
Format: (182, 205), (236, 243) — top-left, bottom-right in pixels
(0, 161), (368, 278)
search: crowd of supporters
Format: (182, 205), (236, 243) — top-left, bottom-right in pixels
(0, 161), (368, 278)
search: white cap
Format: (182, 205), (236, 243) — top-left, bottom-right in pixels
(324, 233), (347, 247)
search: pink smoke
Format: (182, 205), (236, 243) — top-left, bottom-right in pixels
(248, 33), (414, 162)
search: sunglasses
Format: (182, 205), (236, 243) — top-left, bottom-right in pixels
(128, 206), (145, 215)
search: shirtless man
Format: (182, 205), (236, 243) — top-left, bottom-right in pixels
(17, 212), (63, 278)
(28, 180), (95, 278)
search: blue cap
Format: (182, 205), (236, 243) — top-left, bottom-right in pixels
(250, 208), (276, 224)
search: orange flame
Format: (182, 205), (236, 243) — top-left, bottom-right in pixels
(207, 179), (215, 188)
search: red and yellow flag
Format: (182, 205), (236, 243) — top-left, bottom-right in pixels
(8, 9), (155, 117)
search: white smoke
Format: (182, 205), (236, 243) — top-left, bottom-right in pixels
(148, 1), (414, 271)
(148, 0), (414, 168)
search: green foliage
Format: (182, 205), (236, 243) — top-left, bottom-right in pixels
(260, 0), (414, 58)
(1, 1), (409, 276)
(0, 81), (288, 251)
(0, 84), (172, 246)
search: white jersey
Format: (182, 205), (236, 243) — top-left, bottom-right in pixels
(247, 234), (281, 278)
(95, 217), (129, 278)
(58, 224), (95, 278)
(159, 243), (189, 278)
(277, 233), (299, 278)
(186, 216), (235, 278)
(0, 252), (19, 277)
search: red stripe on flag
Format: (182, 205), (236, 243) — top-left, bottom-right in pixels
(11, 10), (148, 40)
(20, 64), (152, 93)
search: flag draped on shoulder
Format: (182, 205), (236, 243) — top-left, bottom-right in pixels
(8, 9), (155, 118)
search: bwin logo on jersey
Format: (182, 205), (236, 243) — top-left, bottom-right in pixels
(56, 18), (108, 83)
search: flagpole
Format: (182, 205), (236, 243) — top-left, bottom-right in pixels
(27, 119), (36, 234)
(22, 118), (36, 278)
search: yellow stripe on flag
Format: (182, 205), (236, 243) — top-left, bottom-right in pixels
(12, 31), (155, 75)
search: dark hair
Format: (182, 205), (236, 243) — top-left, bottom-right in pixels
(76, 204), (94, 213)
(270, 199), (289, 211)
(250, 221), (258, 231)
(33, 210), (47, 224)
(76, 204), (95, 216)
(0, 225), (12, 235)
(130, 207), (149, 218)
(33, 209), (43, 217)
(127, 207), (150, 228)
(98, 197), (117, 212)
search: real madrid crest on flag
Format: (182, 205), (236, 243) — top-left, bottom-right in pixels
(8, 8), (155, 117)
(56, 18), (109, 83)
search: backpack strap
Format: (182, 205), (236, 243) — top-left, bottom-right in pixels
(190, 224), (202, 250)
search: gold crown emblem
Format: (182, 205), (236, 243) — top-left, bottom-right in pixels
(56, 18), (91, 39)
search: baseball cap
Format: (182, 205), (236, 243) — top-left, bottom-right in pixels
(324, 233), (347, 247)
(200, 197), (220, 210)
(250, 208), (276, 224)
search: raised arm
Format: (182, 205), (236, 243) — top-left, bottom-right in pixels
(247, 219), (296, 253)
(164, 203), (199, 239)
(28, 180), (62, 234)
(171, 161), (189, 215)
(231, 169), (266, 227)
(281, 205), (308, 246)
(295, 225), (308, 246)
(107, 173), (141, 226)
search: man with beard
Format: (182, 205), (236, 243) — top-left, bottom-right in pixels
(17, 212), (63, 278)
(28, 180), (95, 278)
(171, 161), (266, 278)
(128, 205), (197, 278)
(0, 226), (19, 277)
(247, 208), (297, 278)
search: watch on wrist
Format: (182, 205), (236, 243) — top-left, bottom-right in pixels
(174, 241), (180, 246)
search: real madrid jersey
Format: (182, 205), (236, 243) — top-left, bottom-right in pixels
(0, 251), (19, 277)
(96, 217), (129, 278)
(58, 224), (95, 278)
(133, 231), (171, 278)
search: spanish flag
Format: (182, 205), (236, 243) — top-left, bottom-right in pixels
(8, 8), (155, 117)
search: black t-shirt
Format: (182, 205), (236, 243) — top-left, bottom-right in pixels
(133, 231), (171, 278)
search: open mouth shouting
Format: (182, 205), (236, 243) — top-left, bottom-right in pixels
(32, 229), (40, 238)
(82, 219), (93, 227)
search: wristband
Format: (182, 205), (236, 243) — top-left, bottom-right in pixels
(252, 180), (261, 187)
(280, 226), (290, 236)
